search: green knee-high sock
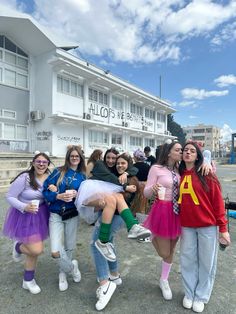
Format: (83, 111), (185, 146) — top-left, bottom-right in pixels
(120, 208), (139, 231)
(99, 223), (112, 243)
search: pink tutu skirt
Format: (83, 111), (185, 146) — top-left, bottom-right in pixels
(2, 203), (49, 244)
(143, 200), (181, 239)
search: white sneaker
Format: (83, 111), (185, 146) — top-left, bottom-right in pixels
(12, 241), (22, 262)
(128, 224), (151, 239)
(159, 279), (172, 300)
(95, 239), (116, 262)
(22, 279), (41, 294)
(193, 301), (205, 313)
(109, 274), (122, 286)
(95, 281), (116, 311)
(71, 260), (81, 282)
(183, 296), (193, 309)
(59, 272), (68, 291)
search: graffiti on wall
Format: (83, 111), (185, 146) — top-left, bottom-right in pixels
(57, 135), (80, 143)
(36, 131), (52, 141)
(0, 140), (29, 152)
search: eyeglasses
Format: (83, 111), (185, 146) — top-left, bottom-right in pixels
(70, 155), (80, 159)
(34, 160), (49, 165)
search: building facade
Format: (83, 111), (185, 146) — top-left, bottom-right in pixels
(0, 14), (175, 157)
(183, 124), (221, 157)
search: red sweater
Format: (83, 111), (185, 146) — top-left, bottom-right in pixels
(178, 169), (227, 232)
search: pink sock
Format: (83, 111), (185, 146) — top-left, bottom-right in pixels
(160, 260), (172, 280)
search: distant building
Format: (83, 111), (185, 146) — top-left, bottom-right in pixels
(0, 14), (175, 157)
(183, 124), (221, 157)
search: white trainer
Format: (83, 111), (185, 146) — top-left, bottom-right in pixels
(109, 274), (122, 286)
(95, 281), (116, 311)
(193, 301), (205, 313)
(12, 241), (23, 262)
(71, 260), (81, 282)
(95, 239), (116, 262)
(59, 272), (68, 291)
(159, 279), (172, 300)
(183, 296), (193, 309)
(128, 224), (151, 239)
(22, 279), (41, 294)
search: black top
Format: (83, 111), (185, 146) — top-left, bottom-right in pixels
(145, 155), (156, 166)
(133, 162), (150, 181)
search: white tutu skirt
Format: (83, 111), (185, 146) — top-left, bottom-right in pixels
(75, 180), (123, 224)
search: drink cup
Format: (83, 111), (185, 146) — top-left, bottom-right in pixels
(65, 190), (73, 202)
(158, 186), (166, 200)
(31, 199), (39, 211)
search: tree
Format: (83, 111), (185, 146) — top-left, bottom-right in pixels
(167, 114), (186, 144)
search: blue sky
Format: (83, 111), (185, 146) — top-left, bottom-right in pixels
(2, 0), (236, 141)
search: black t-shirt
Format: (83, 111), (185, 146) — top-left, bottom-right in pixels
(133, 162), (150, 181)
(146, 155), (156, 166)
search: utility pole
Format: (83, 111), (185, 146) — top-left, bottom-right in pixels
(159, 75), (162, 98)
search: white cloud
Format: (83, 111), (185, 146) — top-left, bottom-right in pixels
(1, 0), (236, 64)
(178, 100), (195, 107)
(214, 74), (236, 87)
(189, 115), (198, 119)
(181, 88), (228, 99)
(211, 21), (236, 47)
(220, 124), (233, 142)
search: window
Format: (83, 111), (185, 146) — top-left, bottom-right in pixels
(1, 109), (16, 119)
(89, 130), (108, 144)
(130, 103), (143, 116)
(16, 125), (27, 139)
(0, 122), (28, 139)
(57, 75), (83, 98)
(5, 69), (16, 85)
(145, 108), (155, 119)
(145, 138), (155, 148)
(112, 96), (123, 110)
(130, 136), (142, 147)
(0, 36), (29, 89)
(89, 88), (108, 105)
(4, 123), (15, 139)
(17, 73), (28, 88)
(157, 113), (165, 122)
(5, 51), (16, 65)
(112, 133), (122, 145)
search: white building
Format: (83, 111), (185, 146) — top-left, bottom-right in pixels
(0, 14), (175, 157)
(183, 124), (221, 157)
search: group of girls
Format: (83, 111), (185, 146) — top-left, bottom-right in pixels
(2, 142), (230, 313)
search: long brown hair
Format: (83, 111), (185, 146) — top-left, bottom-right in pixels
(57, 146), (86, 187)
(87, 149), (103, 165)
(11, 153), (51, 190)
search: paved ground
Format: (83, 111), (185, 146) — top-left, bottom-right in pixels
(0, 164), (236, 314)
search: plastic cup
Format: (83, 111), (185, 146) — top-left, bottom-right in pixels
(31, 199), (39, 211)
(65, 190), (73, 202)
(158, 186), (166, 200)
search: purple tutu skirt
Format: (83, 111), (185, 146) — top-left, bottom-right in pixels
(143, 200), (181, 239)
(3, 203), (49, 244)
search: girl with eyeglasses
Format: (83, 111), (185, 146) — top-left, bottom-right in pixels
(3, 152), (51, 294)
(43, 146), (86, 292)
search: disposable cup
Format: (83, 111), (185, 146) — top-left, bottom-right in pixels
(31, 199), (39, 211)
(65, 190), (73, 201)
(158, 186), (166, 200)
